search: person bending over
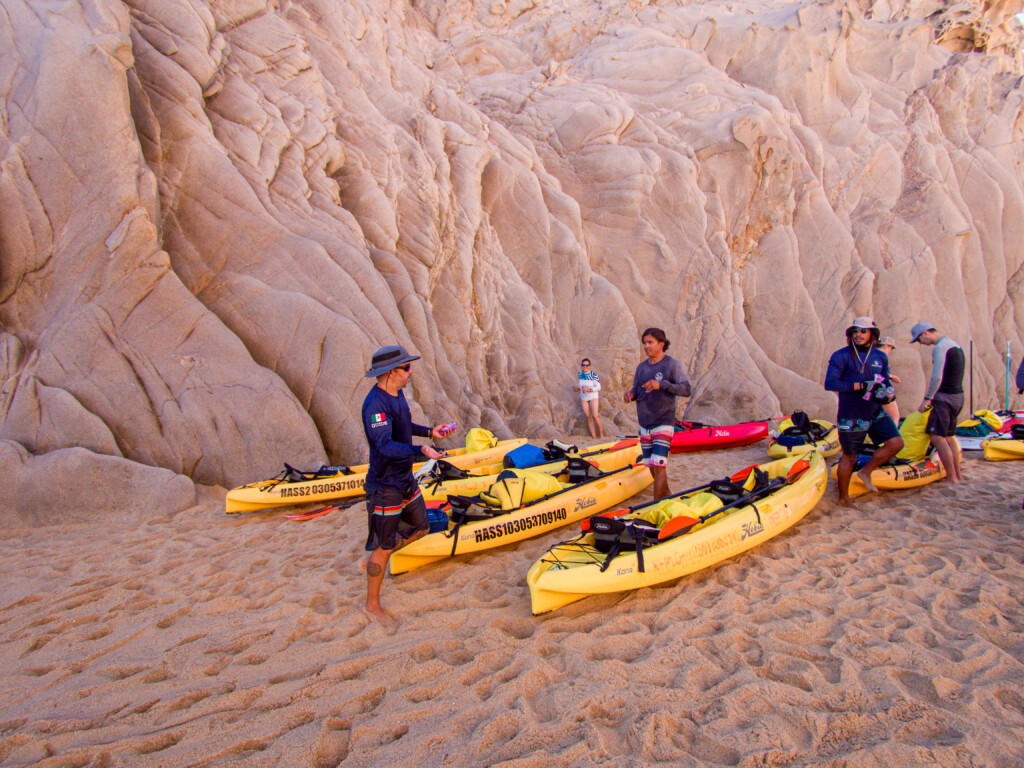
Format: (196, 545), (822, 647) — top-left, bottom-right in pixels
(910, 322), (964, 484)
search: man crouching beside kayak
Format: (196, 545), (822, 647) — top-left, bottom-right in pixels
(359, 345), (448, 625)
(825, 317), (904, 506)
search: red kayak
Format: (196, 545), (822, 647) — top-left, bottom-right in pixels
(670, 419), (770, 453)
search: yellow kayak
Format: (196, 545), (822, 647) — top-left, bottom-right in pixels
(828, 441), (959, 497)
(389, 462), (653, 575)
(419, 439), (640, 502)
(981, 437), (1024, 461)
(224, 438), (527, 513)
(527, 452), (827, 615)
(767, 415), (839, 459)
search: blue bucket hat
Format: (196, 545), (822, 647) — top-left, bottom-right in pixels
(365, 345), (421, 377)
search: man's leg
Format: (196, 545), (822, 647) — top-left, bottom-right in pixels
(362, 530), (425, 624)
(856, 436), (904, 490)
(930, 434), (961, 483)
(650, 464), (669, 499)
(836, 453), (858, 505)
(364, 546), (394, 623)
(949, 436), (962, 482)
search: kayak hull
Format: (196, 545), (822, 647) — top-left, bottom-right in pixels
(982, 438), (1024, 461)
(420, 440), (640, 502)
(766, 419), (840, 459)
(527, 452), (827, 615)
(224, 438), (527, 513)
(828, 443), (959, 497)
(389, 464), (653, 575)
(669, 421), (769, 453)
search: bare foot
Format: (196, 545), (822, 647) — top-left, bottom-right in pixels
(835, 497), (857, 509)
(856, 469), (878, 493)
(362, 605), (397, 629)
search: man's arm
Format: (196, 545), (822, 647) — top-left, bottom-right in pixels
(365, 409), (423, 459)
(625, 367), (641, 402)
(659, 360), (691, 398)
(824, 351), (857, 393)
(924, 343), (947, 400)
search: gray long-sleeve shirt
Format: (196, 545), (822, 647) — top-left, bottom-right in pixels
(925, 336), (964, 399)
(629, 355), (691, 428)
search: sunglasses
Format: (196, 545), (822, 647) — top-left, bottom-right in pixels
(395, 364), (411, 372)
(581, 363), (590, 367)
(851, 327), (872, 333)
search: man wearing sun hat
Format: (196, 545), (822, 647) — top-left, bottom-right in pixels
(910, 322), (964, 485)
(825, 316), (904, 505)
(359, 345), (449, 625)
(875, 335), (902, 423)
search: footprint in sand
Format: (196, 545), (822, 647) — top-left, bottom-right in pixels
(312, 717), (351, 768)
(309, 592), (334, 615)
(489, 616), (535, 640)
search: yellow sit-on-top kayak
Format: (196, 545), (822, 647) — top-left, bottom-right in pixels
(981, 437), (1024, 461)
(828, 443), (959, 497)
(526, 452), (827, 615)
(418, 439), (639, 502)
(224, 438), (527, 513)
(766, 413), (839, 459)
(388, 462), (653, 575)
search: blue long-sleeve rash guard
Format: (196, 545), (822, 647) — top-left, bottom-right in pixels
(362, 386), (432, 492)
(824, 344), (892, 424)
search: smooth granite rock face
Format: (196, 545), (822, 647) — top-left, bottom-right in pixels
(1, 0), (1022, 517)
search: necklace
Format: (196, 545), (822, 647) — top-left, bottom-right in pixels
(852, 344), (871, 374)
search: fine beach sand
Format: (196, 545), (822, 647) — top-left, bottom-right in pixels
(2, 442), (1023, 767)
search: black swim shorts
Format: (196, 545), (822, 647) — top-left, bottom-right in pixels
(837, 411), (901, 457)
(926, 393), (964, 438)
(364, 484), (428, 552)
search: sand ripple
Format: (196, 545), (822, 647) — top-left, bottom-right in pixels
(1, 446), (1022, 766)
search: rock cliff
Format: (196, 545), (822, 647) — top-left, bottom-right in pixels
(2, 0), (1022, 520)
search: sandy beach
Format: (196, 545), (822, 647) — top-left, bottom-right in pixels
(2, 442), (1023, 767)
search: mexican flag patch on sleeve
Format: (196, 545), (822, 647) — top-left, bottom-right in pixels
(371, 412), (387, 425)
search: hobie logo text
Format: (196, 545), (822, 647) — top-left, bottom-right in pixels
(574, 496), (597, 512)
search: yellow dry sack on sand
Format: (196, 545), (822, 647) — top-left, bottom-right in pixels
(465, 428), (498, 452)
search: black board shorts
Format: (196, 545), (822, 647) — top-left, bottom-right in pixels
(838, 411), (901, 457)
(927, 393), (964, 438)
(364, 483), (428, 552)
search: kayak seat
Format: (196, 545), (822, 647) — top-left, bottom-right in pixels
(567, 457), (603, 484)
(710, 467), (771, 505)
(590, 515), (660, 555)
(281, 462), (352, 483)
